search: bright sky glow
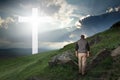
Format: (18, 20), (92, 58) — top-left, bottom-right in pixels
(18, 8), (54, 54)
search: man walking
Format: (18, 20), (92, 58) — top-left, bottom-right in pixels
(75, 35), (90, 75)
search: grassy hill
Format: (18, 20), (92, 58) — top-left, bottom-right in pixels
(0, 22), (120, 80)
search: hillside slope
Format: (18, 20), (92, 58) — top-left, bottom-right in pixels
(0, 21), (120, 80)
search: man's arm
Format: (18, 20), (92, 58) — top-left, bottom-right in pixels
(86, 42), (90, 57)
(75, 42), (78, 57)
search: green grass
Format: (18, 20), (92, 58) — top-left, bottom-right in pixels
(0, 27), (120, 80)
(0, 50), (59, 80)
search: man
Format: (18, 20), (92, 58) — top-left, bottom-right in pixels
(75, 35), (90, 75)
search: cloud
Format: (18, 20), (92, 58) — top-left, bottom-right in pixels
(45, 0), (77, 28)
(69, 34), (77, 38)
(39, 41), (73, 49)
(75, 15), (90, 29)
(115, 6), (120, 11)
(0, 37), (31, 48)
(83, 34), (88, 38)
(106, 8), (114, 13)
(9, 42), (31, 48)
(0, 39), (11, 48)
(106, 6), (120, 13)
(75, 21), (82, 29)
(0, 39), (74, 49)
(19, 3), (34, 10)
(18, 0), (77, 29)
(0, 40), (11, 44)
(0, 17), (15, 29)
(80, 15), (91, 20)
(74, 15), (90, 29)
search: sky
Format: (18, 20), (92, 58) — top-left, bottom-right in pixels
(0, 0), (120, 50)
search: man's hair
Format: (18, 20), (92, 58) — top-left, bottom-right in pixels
(81, 35), (85, 39)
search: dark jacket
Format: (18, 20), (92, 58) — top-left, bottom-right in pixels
(75, 39), (90, 53)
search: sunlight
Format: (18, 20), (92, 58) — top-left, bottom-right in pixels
(18, 8), (54, 54)
(29, 16), (53, 24)
(31, 8), (38, 55)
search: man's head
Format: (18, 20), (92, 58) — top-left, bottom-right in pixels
(81, 35), (85, 39)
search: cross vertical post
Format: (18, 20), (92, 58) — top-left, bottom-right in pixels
(32, 8), (38, 54)
(18, 8), (39, 54)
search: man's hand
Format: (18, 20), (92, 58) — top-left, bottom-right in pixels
(75, 51), (78, 57)
(87, 51), (90, 57)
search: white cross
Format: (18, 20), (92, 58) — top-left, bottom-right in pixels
(18, 8), (53, 54)
(18, 8), (39, 54)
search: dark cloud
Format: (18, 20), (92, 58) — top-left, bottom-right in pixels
(67, 0), (120, 15)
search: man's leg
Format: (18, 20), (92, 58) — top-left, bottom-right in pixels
(81, 54), (87, 75)
(78, 53), (82, 73)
